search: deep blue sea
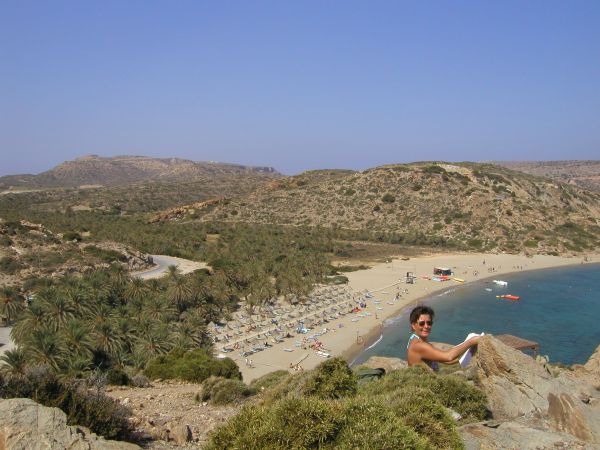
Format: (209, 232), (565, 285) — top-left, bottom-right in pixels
(353, 263), (600, 366)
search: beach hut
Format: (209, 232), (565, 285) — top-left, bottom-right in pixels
(433, 267), (453, 276)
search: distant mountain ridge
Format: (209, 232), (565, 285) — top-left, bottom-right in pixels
(168, 161), (600, 254)
(491, 160), (600, 193)
(0, 155), (280, 188)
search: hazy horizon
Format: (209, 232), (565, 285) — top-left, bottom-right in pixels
(2, 153), (600, 179)
(2, 1), (599, 177)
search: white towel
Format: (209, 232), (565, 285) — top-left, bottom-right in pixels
(458, 332), (485, 367)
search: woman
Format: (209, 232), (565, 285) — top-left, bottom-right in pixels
(406, 305), (481, 371)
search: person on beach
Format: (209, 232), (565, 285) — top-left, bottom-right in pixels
(406, 305), (481, 372)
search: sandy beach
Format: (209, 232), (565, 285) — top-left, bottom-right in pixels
(232, 252), (598, 383)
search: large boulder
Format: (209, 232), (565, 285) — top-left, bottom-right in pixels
(361, 356), (407, 373)
(460, 335), (600, 448)
(0, 398), (140, 450)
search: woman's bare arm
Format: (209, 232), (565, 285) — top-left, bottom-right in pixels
(412, 336), (481, 363)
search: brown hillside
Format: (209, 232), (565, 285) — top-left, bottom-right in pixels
(178, 162), (600, 255)
(0, 155), (280, 188)
(0, 219), (152, 286)
(492, 160), (600, 193)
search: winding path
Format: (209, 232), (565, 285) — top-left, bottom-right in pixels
(132, 255), (208, 280)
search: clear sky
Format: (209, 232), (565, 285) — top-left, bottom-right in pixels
(1, 1), (599, 176)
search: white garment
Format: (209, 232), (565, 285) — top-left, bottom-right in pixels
(458, 332), (485, 367)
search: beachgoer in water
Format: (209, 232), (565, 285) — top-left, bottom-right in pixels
(406, 305), (481, 372)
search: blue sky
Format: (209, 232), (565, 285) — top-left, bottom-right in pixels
(1, 1), (599, 176)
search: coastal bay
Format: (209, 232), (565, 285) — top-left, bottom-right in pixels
(234, 252), (598, 382)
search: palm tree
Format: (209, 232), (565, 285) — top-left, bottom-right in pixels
(85, 269), (112, 303)
(124, 277), (149, 304)
(60, 319), (94, 359)
(11, 301), (45, 344)
(146, 278), (164, 294)
(134, 324), (174, 358)
(0, 348), (27, 377)
(62, 283), (96, 319)
(143, 295), (176, 323)
(166, 264), (181, 282)
(25, 327), (65, 370)
(173, 321), (210, 349)
(38, 289), (76, 331)
(92, 321), (123, 357)
(60, 354), (92, 380)
(167, 275), (193, 312)
(0, 287), (24, 326)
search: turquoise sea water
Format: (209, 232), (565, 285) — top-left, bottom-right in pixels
(352, 263), (600, 366)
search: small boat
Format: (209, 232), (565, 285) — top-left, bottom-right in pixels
(496, 294), (520, 301)
(493, 280), (508, 286)
(452, 277), (465, 283)
(485, 288), (492, 292)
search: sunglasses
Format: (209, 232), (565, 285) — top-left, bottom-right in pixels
(418, 320), (433, 327)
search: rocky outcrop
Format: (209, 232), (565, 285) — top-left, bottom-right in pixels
(460, 335), (600, 449)
(362, 356), (408, 373)
(584, 344), (600, 373)
(0, 398), (140, 450)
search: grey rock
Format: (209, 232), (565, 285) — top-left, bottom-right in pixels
(169, 424), (193, 444)
(0, 398), (140, 450)
(461, 335), (600, 448)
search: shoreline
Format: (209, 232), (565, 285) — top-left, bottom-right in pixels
(235, 252), (598, 383)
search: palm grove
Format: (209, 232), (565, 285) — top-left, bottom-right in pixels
(1, 222), (333, 380)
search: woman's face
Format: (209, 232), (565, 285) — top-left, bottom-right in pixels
(412, 314), (433, 339)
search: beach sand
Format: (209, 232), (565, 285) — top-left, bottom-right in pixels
(233, 252), (597, 383)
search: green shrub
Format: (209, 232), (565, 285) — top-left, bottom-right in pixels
(334, 264), (369, 273)
(106, 368), (130, 386)
(336, 397), (430, 449)
(144, 348), (241, 383)
(359, 367), (488, 422)
(248, 370), (290, 392)
(205, 397), (343, 450)
(382, 193), (396, 203)
(302, 357), (357, 399)
(383, 387), (462, 449)
(83, 245), (126, 263)
(0, 256), (22, 274)
(62, 231), (82, 242)
(422, 165), (447, 175)
(204, 377), (254, 405)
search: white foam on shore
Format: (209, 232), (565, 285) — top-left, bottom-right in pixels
(364, 332), (383, 351)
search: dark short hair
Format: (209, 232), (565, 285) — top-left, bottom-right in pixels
(410, 305), (435, 324)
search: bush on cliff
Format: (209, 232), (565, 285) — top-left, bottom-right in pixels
(359, 366), (489, 422)
(261, 357), (357, 405)
(200, 376), (254, 405)
(0, 365), (132, 440)
(206, 361), (488, 449)
(144, 348), (241, 383)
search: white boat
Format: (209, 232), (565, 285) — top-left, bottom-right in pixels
(485, 288), (492, 292)
(493, 280), (508, 286)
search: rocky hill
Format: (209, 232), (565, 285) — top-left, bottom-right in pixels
(0, 218), (152, 286)
(169, 162), (600, 255)
(492, 160), (600, 193)
(0, 155), (280, 188)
